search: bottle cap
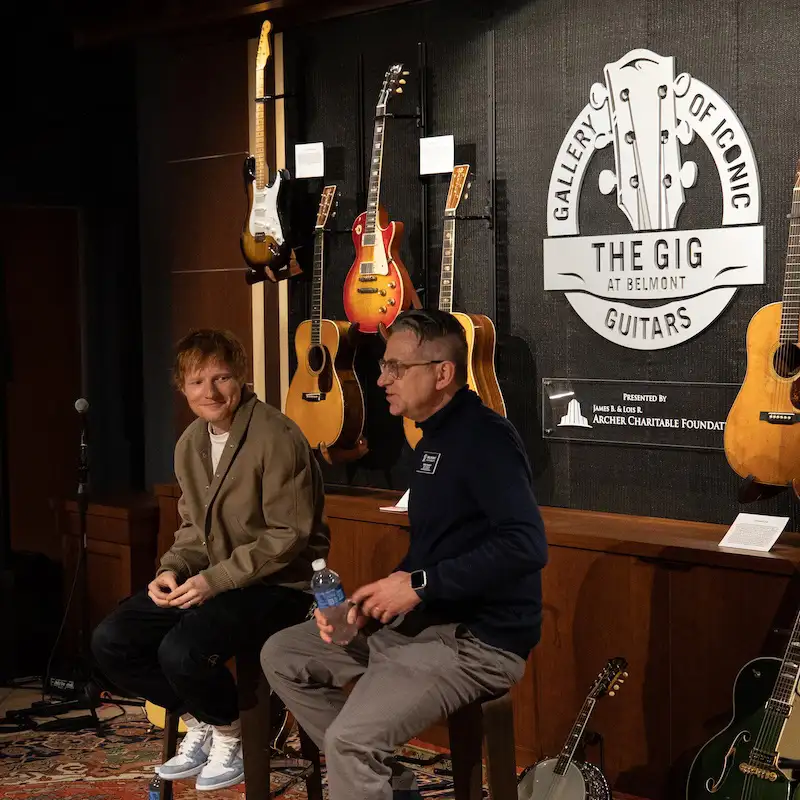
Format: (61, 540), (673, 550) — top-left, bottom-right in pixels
(312, 558), (327, 571)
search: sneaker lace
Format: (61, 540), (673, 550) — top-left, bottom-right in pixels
(208, 734), (240, 766)
(176, 724), (210, 757)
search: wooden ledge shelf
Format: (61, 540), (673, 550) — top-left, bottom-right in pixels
(323, 484), (800, 575)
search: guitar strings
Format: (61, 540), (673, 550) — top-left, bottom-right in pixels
(621, 92), (652, 230)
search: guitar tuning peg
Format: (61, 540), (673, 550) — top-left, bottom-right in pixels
(399, 79), (407, 85)
(608, 691), (616, 697)
(613, 684), (620, 691)
(402, 71), (410, 76)
(623, 672), (629, 678)
(396, 87), (403, 94)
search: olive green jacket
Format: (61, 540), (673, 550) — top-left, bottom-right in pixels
(158, 390), (329, 595)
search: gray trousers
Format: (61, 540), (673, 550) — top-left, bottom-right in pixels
(260, 618), (526, 800)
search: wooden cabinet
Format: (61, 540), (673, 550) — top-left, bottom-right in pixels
(61, 494), (159, 651)
(151, 484), (800, 800)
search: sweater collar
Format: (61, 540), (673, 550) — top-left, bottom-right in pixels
(417, 385), (478, 436)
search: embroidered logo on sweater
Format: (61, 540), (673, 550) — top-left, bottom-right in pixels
(416, 451), (441, 475)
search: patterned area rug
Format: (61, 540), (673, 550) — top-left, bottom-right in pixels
(0, 704), (646, 800)
(0, 705), (463, 800)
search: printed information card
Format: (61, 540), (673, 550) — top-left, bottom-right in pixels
(718, 513), (790, 553)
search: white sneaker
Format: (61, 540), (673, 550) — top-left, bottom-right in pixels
(156, 718), (212, 780)
(195, 729), (245, 791)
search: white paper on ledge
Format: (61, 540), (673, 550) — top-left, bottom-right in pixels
(380, 488), (410, 513)
(718, 512), (789, 552)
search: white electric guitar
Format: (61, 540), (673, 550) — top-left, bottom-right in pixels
(517, 657), (628, 800)
(240, 19), (298, 285)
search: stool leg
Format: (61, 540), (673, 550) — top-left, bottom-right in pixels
(299, 725), (324, 800)
(482, 694), (517, 800)
(237, 654), (272, 800)
(159, 711), (179, 800)
(449, 702), (484, 800)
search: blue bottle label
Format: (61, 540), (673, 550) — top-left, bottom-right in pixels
(315, 586), (346, 609)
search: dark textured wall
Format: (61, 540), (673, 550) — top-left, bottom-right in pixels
(282, 0), (800, 526)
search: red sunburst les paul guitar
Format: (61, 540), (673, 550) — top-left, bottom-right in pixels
(342, 63), (419, 334)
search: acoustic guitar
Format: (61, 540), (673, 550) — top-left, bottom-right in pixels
(517, 657), (627, 800)
(342, 64), (419, 333)
(724, 159), (800, 492)
(285, 185), (365, 452)
(240, 20), (299, 285)
(403, 165), (507, 449)
(685, 603), (800, 800)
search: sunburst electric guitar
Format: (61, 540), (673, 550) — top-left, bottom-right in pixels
(342, 63), (419, 333)
(285, 186), (365, 452)
(517, 657), (628, 800)
(724, 159), (800, 493)
(241, 20), (298, 285)
(403, 165), (507, 449)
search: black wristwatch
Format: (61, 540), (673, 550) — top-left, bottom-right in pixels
(410, 569), (427, 597)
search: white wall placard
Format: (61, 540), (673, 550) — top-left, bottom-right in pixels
(294, 142), (325, 179)
(419, 135), (454, 175)
(718, 513), (789, 553)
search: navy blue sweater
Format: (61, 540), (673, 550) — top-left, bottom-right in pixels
(397, 386), (548, 659)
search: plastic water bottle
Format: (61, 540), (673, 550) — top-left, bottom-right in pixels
(148, 775), (162, 799)
(311, 559), (357, 645)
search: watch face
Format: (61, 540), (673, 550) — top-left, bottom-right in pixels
(411, 571), (425, 590)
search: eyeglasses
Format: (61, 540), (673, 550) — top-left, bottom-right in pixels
(378, 358), (444, 379)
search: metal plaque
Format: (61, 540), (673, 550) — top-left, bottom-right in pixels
(542, 378), (741, 451)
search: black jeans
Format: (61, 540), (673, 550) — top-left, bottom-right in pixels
(91, 583), (312, 726)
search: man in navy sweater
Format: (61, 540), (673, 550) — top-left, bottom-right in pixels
(262, 309), (547, 800)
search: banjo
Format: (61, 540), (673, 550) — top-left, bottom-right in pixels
(517, 657), (628, 800)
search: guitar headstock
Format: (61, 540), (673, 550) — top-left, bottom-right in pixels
(591, 49), (695, 231)
(794, 158), (800, 188)
(445, 165), (472, 218)
(315, 185), (337, 231)
(256, 20), (273, 71)
(588, 657), (629, 700)
(377, 63), (409, 108)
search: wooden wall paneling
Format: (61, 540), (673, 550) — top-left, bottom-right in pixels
(62, 496), (159, 651)
(667, 566), (797, 795)
(536, 546), (671, 800)
(326, 517), (409, 595)
(1, 207), (82, 562)
(154, 483), (182, 560)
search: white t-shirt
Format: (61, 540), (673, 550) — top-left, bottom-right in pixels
(208, 424), (230, 475)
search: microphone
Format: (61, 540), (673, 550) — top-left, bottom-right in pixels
(75, 398), (89, 497)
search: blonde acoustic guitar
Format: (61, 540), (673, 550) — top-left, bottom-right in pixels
(403, 165), (506, 449)
(724, 159), (800, 494)
(285, 186), (365, 453)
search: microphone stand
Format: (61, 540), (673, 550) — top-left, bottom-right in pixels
(1, 400), (103, 731)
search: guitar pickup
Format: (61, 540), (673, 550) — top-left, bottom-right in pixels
(358, 275), (378, 282)
(302, 392), (326, 402)
(760, 412), (800, 424)
(357, 288), (379, 294)
(766, 698), (792, 717)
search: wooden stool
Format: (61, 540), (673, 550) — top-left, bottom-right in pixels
(158, 649), (323, 800)
(449, 692), (518, 800)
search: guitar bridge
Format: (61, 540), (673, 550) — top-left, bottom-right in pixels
(759, 412), (800, 424)
(302, 392), (326, 402)
(358, 275), (378, 282)
(357, 288), (379, 294)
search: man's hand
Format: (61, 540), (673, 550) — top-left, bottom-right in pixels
(350, 571), (421, 624)
(166, 575), (213, 609)
(314, 606), (368, 645)
(148, 572), (179, 607)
